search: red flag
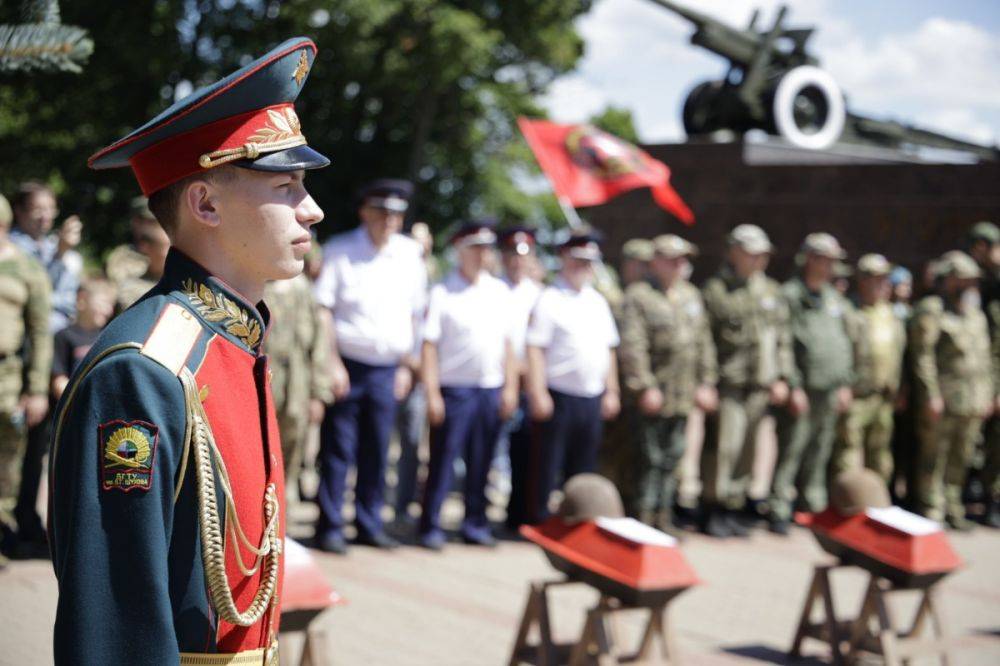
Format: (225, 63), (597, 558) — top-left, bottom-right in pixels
(517, 117), (694, 225)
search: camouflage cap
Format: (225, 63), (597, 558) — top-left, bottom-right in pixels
(857, 253), (892, 276)
(800, 232), (846, 259)
(0, 193), (11, 228)
(557, 474), (624, 524)
(727, 224), (772, 254)
(830, 469), (891, 516)
(653, 234), (697, 258)
(622, 238), (654, 262)
(968, 220), (1000, 245)
(935, 250), (981, 279)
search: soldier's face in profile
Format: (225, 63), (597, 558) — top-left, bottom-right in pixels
(212, 168), (324, 282)
(360, 205), (404, 248)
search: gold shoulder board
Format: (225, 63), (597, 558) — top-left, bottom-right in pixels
(141, 303), (203, 376)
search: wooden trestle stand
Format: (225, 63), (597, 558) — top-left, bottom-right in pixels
(511, 518), (698, 665)
(792, 507), (962, 665)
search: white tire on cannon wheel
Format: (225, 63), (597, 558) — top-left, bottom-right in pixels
(773, 65), (846, 150)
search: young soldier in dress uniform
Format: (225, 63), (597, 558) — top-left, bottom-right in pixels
(0, 194), (51, 566)
(525, 233), (621, 520)
(619, 235), (718, 532)
(48, 38), (328, 665)
(768, 233), (855, 534)
(832, 254), (906, 482)
(497, 226), (543, 530)
(419, 222), (518, 549)
(313, 179), (426, 553)
(700, 224), (793, 537)
(911, 251), (994, 530)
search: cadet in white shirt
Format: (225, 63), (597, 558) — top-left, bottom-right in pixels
(419, 221), (518, 549)
(525, 233), (621, 521)
(313, 179), (426, 553)
(496, 226), (544, 530)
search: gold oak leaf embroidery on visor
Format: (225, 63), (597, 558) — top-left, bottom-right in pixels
(198, 107), (307, 169)
(182, 279), (262, 350)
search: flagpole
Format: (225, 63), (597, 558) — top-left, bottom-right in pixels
(555, 195), (583, 231)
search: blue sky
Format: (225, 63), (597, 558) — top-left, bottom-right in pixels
(543, 0), (1000, 147)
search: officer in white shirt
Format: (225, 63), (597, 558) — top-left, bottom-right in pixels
(419, 221), (519, 549)
(525, 232), (621, 520)
(496, 226), (544, 531)
(313, 179), (426, 553)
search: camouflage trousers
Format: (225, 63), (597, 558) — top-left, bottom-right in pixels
(0, 359), (25, 529)
(598, 406), (638, 516)
(278, 410), (310, 505)
(983, 417), (1000, 502)
(635, 415), (687, 519)
(831, 393), (895, 483)
(769, 389), (839, 521)
(916, 412), (983, 522)
(701, 387), (771, 510)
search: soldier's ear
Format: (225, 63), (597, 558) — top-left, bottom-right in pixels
(183, 179), (222, 229)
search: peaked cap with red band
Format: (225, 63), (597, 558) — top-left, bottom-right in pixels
(88, 37), (330, 196)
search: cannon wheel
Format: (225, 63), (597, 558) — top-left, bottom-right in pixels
(682, 79), (724, 136)
(772, 65), (846, 150)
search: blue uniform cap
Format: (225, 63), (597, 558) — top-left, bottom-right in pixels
(497, 226), (538, 256)
(356, 178), (414, 213)
(88, 37), (330, 196)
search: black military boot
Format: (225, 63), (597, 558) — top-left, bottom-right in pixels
(702, 505), (732, 538)
(986, 499), (1000, 528)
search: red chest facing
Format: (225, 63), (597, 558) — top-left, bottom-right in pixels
(195, 337), (286, 651)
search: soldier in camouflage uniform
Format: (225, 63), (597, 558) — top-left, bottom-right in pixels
(0, 193), (52, 563)
(832, 254), (907, 483)
(105, 197), (157, 285)
(107, 197), (172, 311)
(263, 272), (332, 506)
(619, 235), (717, 531)
(911, 251), (994, 530)
(701, 224), (793, 537)
(768, 233), (855, 534)
(966, 222), (1000, 526)
(598, 237), (653, 515)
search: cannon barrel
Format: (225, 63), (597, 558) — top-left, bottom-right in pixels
(647, 0), (815, 68)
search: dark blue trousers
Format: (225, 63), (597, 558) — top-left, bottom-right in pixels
(317, 358), (398, 540)
(531, 389), (603, 521)
(420, 386), (501, 541)
(504, 394), (533, 529)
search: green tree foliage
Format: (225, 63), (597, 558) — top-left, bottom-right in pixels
(589, 105), (640, 144)
(0, 0), (592, 253)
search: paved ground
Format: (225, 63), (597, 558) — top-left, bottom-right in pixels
(4, 509), (999, 665)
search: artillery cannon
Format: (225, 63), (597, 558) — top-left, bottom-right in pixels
(649, 0), (1000, 160)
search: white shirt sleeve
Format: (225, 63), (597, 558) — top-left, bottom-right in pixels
(412, 254), (428, 317)
(422, 284), (444, 345)
(313, 248), (338, 309)
(525, 290), (555, 348)
(602, 298), (620, 348)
